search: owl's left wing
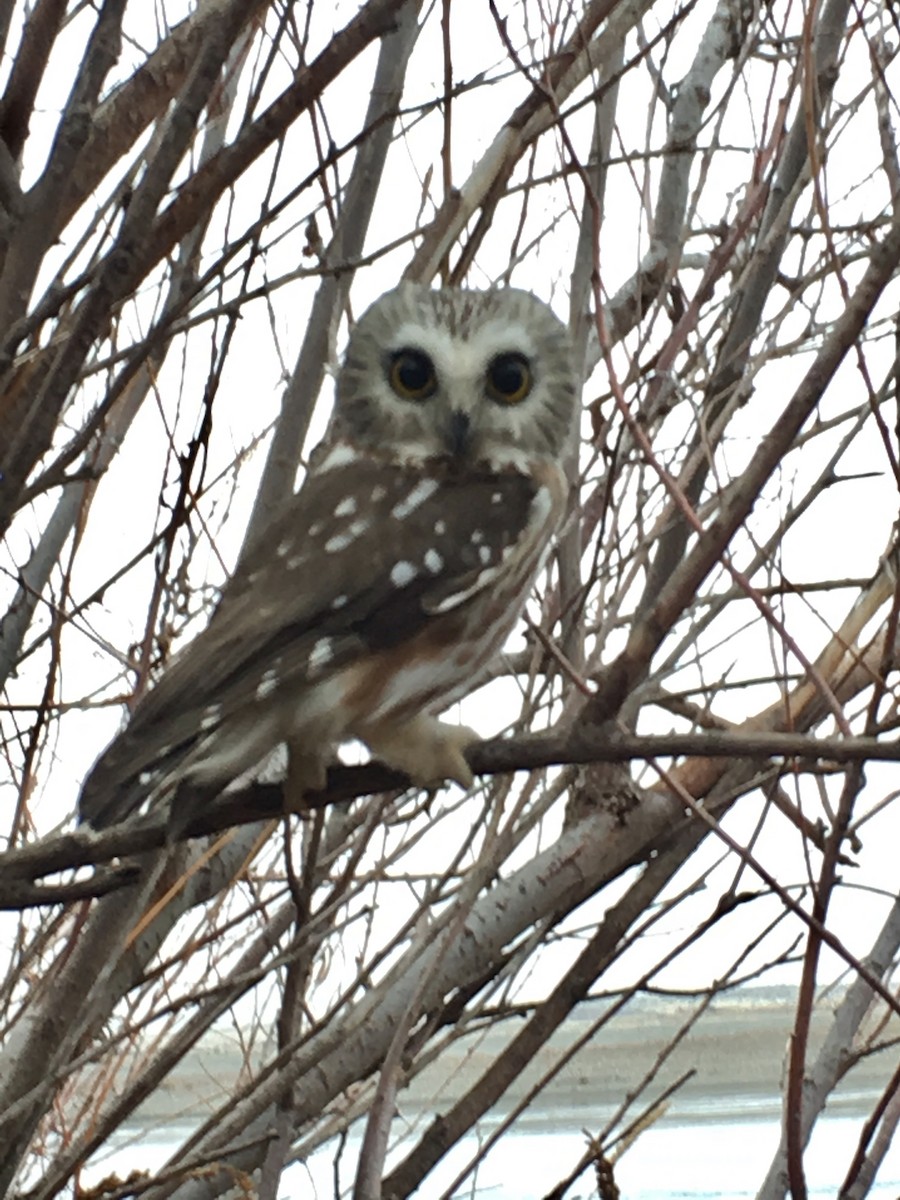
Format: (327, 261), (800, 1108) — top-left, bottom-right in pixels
(79, 455), (564, 824)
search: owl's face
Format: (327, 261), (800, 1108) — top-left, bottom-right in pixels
(333, 284), (576, 471)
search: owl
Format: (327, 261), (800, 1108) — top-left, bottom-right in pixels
(78, 284), (577, 828)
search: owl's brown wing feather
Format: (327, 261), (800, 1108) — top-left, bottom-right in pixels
(78, 456), (555, 826)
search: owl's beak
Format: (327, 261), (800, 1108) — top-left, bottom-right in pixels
(446, 409), (472, 460)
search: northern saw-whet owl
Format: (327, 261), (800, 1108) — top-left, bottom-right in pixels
(79, 283), (577, 828)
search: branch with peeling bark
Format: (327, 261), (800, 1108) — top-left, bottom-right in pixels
(0, 725), (895, 906)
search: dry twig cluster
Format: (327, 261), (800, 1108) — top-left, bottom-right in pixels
(1, 2), (900, 1197)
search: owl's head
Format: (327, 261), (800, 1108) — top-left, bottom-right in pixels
(332, 284), (576, 470)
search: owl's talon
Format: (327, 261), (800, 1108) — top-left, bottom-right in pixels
(365, 717), (478, 791)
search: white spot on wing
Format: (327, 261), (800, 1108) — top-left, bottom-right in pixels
(324, 519), (369, 554)
(391, 478), (440, 520)
(309, 638), (333, 670)
(424, 549), (443, 574)
(491, 492), (503, 504)
(371, 485), (387, 502)
(530, 484), (553, 525)
(478, 545), (492, 565)
(334, 496), (357, 517)
(391, 561), (417, 587)
(331, 594), (349, 609)
(434, 519), (446, 535)
(426, 566), (502, 614)
(256, 671), (279, 699)
(315, 442), (359, 473)
(470, 530), (484, 544)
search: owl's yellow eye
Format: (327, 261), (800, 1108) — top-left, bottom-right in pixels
(486, 353), (532, 404)
(389, 349), (437, 400)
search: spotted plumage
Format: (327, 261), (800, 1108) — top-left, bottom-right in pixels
(78, 283), (577, 828)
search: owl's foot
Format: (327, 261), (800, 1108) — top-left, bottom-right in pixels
(365, 715), (477, 790)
